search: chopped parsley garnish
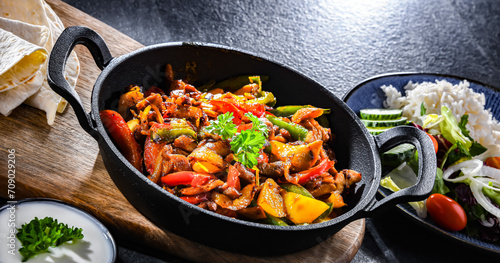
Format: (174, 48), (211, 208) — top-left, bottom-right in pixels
(245, 112), (269, 137)
(230, 129), (266, 169)
(16, 217), (84, 262)
(206, 112), (269, 168)
(205, 112), (238, 140)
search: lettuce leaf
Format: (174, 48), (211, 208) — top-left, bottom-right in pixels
(380, 163), (427, 218)
(483, 182), (500, 206)
(432, 168), (450, 195)
(439, 106), (472, 149)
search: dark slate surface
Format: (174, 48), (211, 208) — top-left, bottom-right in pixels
(55, 0), (500, 262)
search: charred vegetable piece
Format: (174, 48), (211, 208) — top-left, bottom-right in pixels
(261, 213), (289, 226)
(247, 91), (276, 106)
(237, 206), (267, 220)
(150, 121), (197, 143)
(144, 137), (166, 175)
(180, 192), (210, 204)
(118, 85), (143, 118)
(283, 192), (330, 224)
(189, 146), (225, 173)
(212, 183), (257, 211)
(279, 183), (314, 198)
(270, 140), (323, 173)
(295, 158), (333, 185)
(291, 107), (325, 123)
(100, 110), (143, 172)
(173, 135), (198, 152)
(325, 192), (347, 208)
(161, 171), (212, 187)
(270, 105), (330, 117)
(226, 165), (241, 190)
(212, 75), (269, 92)
(266, 116), (308, 141)
(257, 178), (286, 218)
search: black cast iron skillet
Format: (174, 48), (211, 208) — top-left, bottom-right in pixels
(47, 26), (436, 256)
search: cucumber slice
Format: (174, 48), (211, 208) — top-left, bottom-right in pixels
(365, 126), (392, 135)
(381, 143), (416, 167)
(360, 109), (403, 120)
(361, 117), (407, 128)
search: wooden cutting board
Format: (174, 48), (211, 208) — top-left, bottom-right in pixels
(0, 0), (365, 262)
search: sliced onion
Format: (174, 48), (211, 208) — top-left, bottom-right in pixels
(469, 177), (500, 218)
(479, 217), (495, 228)
(442, 159), (483, 182)
(470, 176), (500, 192)
(481, 165), (500, 182)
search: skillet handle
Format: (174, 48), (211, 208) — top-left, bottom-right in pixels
(364, 126), (436, 215)
(47, 26), (112, 139)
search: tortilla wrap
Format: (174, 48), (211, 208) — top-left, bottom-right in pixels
(0, 17), (50, 116)
(0, 27), (47, 92)
(0, 0), (80, 125)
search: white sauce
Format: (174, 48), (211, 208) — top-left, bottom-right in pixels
(0, 200), (115, 263)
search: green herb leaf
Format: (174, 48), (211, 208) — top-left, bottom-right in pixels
(205, 112), (238, 140)
(245, 112), (269, 137)
(16, 217), (84, 262)
(420, 102), (427, 116)
(458, 114), (473, 140)
(432, 167), (450, 195)
(469, 141), (488, 156)
(230, 129), (266, 169)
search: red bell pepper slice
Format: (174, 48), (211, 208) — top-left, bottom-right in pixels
(237, 123), (253, 132)
(100, 110), (143, 172)
(180, 192), (210, 204)
(161, 171), (212, 187)
(144, 136), (166, 175)
(235, 102), (266, 118)
(226, 165), (241, 190)
(295, 158), (334, 185)
(210, 100), (244, 124)
(210, 99), (266, 124)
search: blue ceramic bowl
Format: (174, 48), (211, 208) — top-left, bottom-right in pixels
(343, 72), (500, 254)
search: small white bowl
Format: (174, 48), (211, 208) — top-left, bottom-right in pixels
(0, 198), (116, 263)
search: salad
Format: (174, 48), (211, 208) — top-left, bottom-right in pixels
(359, 80), (500, 244)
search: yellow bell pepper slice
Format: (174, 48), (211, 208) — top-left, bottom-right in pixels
(283, 192), (329, 224)
(257, 178), (286, 218)
(326, 192), (347, 209)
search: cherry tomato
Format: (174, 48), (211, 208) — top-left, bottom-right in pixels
(427, 133), (438, 153)
(426, 193), (467, 231)
(485, 157), (500, 169)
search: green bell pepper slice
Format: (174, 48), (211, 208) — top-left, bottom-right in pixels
(266, 116), (308, 141)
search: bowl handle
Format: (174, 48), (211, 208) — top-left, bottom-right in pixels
(364, 126), (436, 215)
(47, 26), (113, 139)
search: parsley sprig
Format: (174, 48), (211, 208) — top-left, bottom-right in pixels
(205, 112), (238, 140)
(245, 112), (269, 137)
(16, 217), (84, 262)
(230, 129), (266, 169)
(206, 112), (269, 168)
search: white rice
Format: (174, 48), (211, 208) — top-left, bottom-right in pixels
(381, 79), (500, 148)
